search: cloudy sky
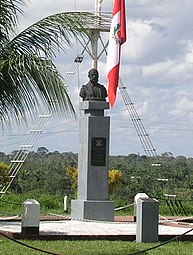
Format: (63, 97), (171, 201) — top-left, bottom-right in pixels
(2, 0), (193, 157)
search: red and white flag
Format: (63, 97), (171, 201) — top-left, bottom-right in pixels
(106, 0), (126, 107)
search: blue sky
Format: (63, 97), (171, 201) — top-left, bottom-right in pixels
(2, 0), (193, 157)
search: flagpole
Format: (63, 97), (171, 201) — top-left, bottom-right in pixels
(95, 0), (102, 13)
(90, 0), (103, 69)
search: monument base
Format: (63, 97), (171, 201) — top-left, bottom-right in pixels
(71, 200), (114, 221)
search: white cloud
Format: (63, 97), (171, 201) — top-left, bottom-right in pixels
(142, 60), (173, 77)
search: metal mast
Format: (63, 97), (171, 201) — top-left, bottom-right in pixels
(91, 0), (101, 68)
(74, 1), (110, 69)
(87, 0), (110, 69)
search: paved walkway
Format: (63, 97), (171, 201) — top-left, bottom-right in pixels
(1, 214), (193, 241)
(1, 218), (193, 240)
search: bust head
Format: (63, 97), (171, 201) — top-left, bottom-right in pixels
(88, 68), (99, 84)
(79, 68), (107, 101)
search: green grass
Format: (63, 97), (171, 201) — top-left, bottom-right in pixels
(1, 193), (193, 218)
(1, 193), (193, 254)
(0, 240), (193, 255)
(0, 193), (66, 216)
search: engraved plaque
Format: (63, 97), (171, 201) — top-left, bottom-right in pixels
(91, 137), (106, 166)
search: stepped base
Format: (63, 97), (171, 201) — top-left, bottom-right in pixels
(71, 200), (114, 221)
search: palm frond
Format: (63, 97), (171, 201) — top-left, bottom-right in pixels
(0, 54), (75, 124)
(10, 12), (110, 57)
(0, 0), (24, 38)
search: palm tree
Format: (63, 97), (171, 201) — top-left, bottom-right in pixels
(0, 0), (110, 125)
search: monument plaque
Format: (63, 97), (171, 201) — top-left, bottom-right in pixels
(91, 137), (106, 166)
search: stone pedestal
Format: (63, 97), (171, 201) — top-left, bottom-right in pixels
(21, 199), (40, 236)
(71, 101), (114, 221)
(136, 198), (159, 243)
(134, 193), (149, 222)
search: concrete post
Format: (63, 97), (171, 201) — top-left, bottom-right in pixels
(71, 101), (114, 221)
(64, 195), (68, 212)
(134, 193), (149, 222)
(21, 199), (40, 235)
(136, 198), (159, 243)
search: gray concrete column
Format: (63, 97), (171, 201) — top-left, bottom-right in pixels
(136, 198), (159, 243)
(71, 101), (114, 221)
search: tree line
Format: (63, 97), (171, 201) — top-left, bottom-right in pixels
(1, 147), (193, 204)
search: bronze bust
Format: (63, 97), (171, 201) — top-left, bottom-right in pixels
(79, 69), (107, 101)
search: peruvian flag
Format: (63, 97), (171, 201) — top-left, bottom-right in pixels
(106, 0), (126, 107)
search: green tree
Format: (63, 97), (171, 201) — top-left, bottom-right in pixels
(108, 169), (124, 195)
(36, 147), (49, 155)
(0, 0), (109, 124)
(0, 162), (10, 187)
(65, 166), (78, 196)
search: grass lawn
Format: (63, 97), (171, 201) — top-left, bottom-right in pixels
(1, 194), (193, 254)
(0, 239), (193, 255)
